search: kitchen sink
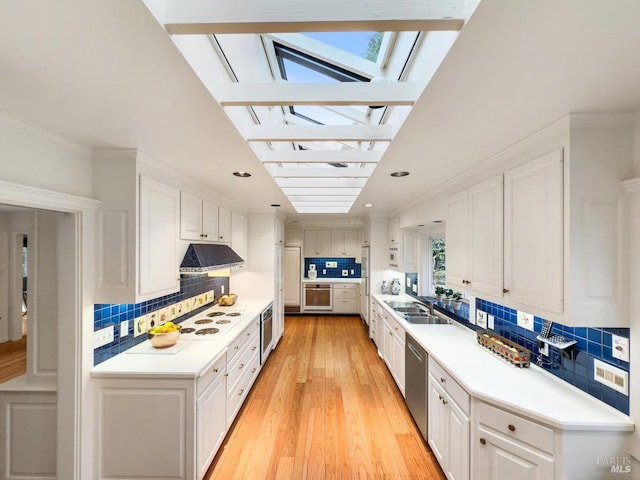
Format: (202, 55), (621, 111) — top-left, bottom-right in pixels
(403, 313), (450, 325)
(393, 306), (429, 314)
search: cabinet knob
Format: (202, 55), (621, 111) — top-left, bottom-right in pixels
(503, 288), (510, 294)
(438, 394), (443, 401)
(213, 368), (219, 373)
(235, 345), (239, 350)
(225, 372), (229, 377)
(442, 398), (448, 405)
(238, 389), (244, 396)
(203, 234), (208, 238)
(239, 363), (245, 370)
(440, 377), (446, 383)
(508, 424), (516, 432)
(479, 438), (486, 445)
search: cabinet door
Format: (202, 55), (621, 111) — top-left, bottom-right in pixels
(447, 399), (470, 480)
(304, 231), (319, 256)
(274, 217), (284, 245)
(469, 176), (503, 297)
(391, 330), (405, 396)
(476, 426), (554, 480)
(180, 191), (203, 241)
(382, 316), (393, 370)
(389, 217), (400, 244)
(504, 152), (563, 313)
(345, 230), (359, 256)
(139, 177), (180, 298)
(332, 230), (347, 256)
(201, 200), (219, 242)
(446, 190), (469, 290)
(197, 378), (226, 479)
(217, 206), (231, 243)
(274, 244), (284, 342)
(428, 376), (448, 466)
(401, 230), (417, 272)
(317, 231), (332, 256)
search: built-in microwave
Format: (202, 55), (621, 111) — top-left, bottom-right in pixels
(389, 246), (399, 269)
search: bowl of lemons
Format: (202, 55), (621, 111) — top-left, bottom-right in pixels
(148, 322), (181, 348)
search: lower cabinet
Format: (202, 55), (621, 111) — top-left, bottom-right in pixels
(94, 318), (262, 480)
(382, 310), (405, 397)
(333, 283), (359, 313)
(473, 401), (554, 480)
(428, 359), (470, 480)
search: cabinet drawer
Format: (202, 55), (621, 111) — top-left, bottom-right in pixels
(477, 402), (554, 454)
(429, 359), (470, 416)
(197, 354), (226, 397)
(334, 283), (358, 291)
(334, 287), (357, 299)
(227, 348), (260, 424)
(333, 298), (358, 313)
(227, 320), (259, 362)
(227, 334), (260, 395)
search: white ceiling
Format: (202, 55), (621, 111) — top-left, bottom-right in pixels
(1, 0), (640, 223)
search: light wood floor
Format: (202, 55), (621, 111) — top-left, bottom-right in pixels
(205, 315), (445, 480)
(0, 336), (27, 384)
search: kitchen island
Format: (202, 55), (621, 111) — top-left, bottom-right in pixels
(373, 294), (634, 480)
(91, 298), (271, 480)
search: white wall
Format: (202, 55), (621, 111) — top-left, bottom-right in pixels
(0, 115), (92, 197)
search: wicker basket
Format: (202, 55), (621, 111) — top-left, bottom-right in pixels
(476, 329), (531, 368)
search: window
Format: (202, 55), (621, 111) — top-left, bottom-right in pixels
(431, 237), (445, 292)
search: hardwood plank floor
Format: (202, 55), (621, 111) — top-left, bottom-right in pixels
(205, 315), (445, 480)
(0, 336), (27, 384)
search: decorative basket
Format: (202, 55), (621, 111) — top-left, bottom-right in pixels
(476, 329), (531, 368)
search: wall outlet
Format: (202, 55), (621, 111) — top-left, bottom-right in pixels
(221, 285), (225, 294)
(539, 341), (549, 357)
(612, 334), (630, 362)
(326, 261), (337, 268)
(94, 325), (114, 349)
(476, 310), (487, 329)
(593, 359), (628, 395)
(351, 269), (354, 275)
(342, 269), (348, 276)
(323, 269), (326, 274)
(488, 315), (495, 330)
(412, 284), (418, 293)
(517, 310), (534, 331)
(120, 320), (129, 338)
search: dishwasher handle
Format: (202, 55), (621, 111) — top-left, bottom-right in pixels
(407, 340), (425, 363)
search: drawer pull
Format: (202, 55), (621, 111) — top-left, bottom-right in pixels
(440, 377), (446, 383)
(213, 368), (219, 373)
(251, 368), (257, 373)
(238, 389), (244, 396)
(252, 346), (257, 351)
(235, 345), (240, 350)
(239, 363), (245, 370)
(503, 288), (510, 294)
(479, 438), (486, 445)
(247, 332), (251, 337)
(508, 424), (516, 432)
(225, 372), (229, 377)
(442, 398), (448, 405)
(438, 394), (443, 401)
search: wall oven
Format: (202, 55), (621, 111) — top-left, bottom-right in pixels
(260, 303), (273, 364)
(303, 283), (333, 311)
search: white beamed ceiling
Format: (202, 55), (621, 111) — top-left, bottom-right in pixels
(1, 1), (640, 223)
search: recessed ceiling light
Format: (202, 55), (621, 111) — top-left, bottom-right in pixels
(390, 171), (409, 177)
(364, 203), (374, 208)
(233, 171), (252, 178)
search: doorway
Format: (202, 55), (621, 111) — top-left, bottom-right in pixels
(284, 246), (301, 313)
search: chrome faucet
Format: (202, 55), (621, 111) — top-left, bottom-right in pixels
(425, 301), (435, 315)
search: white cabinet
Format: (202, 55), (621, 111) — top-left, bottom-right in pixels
(231, 211), (248, 272)
(381, 310), (405, 396)
(304, 230), (332, 257)
(139, 176), (181, 298)
(474, 402), (554, 480)
(180, 192), (231, 243)
(93, 152), (181, 303)
(428, 359), (470, 480)
(274, 216), (285, 246)
(285, 228), (303, 246)
(504, 151), (563, 313)
(332, 283), (359, 313)
(446, 175), (503, 297)
(331, 230), (360, 256)
(196, 355), (226, 479)
(389, 229), (417, 272)
(389, 217), (400, 244)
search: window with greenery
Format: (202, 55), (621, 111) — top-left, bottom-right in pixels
(431, 237), (445, 290)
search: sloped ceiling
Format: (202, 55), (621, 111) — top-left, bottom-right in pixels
(1, 1), (640, 222)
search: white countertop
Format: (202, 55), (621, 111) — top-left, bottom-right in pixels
(374, 294), (634, 433)
(91, 298), (272, 379)
(302, 278), (361, 283)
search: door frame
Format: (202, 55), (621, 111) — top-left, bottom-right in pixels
(0, 179), (100, 480)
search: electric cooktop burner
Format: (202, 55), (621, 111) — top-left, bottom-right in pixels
(216, 319), (231, 324)
(227, 312), (242, 317)
(206, 312), (225, 317)
(180, 327), (196, 334)
(194, 318), (213, 324)
(195, 327), (220, 335)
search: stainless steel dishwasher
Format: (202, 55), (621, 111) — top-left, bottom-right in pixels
(405, 332), (428, 440)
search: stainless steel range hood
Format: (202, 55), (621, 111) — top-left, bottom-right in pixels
(179, 244), (244, 273)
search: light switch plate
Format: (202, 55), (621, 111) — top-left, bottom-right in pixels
(594, 359), (628, 395)
(412, 284), (418, 293)
(612, 335), (630, 362)
(476, 310), (487, 329)
(94, 325), (114, 349)
(488, 315), (495, 330)
(120, 320), (129, 338)
(517, 310), (534, 331)
(406, 277), (411, 287)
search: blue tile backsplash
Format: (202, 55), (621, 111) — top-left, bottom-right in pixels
(404, 273), (630, 415)
(304, 257), (361, 279)
(93, 275), (229, 366)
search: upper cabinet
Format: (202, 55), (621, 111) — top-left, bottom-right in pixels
(231, 211), (248, 272)
(444, 117), (632, 326)
(94, 150), (181, 304)
(180, 192), (231, 243)
(304, 230), (361, 257)
(388, 217), (400, 244)
(284, 228), (303, 246)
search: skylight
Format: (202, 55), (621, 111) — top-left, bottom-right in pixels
(147, 0), (467, 213)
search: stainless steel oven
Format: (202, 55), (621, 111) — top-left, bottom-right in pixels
(260, 303), (273, 364)
(303, 283), (333, 311)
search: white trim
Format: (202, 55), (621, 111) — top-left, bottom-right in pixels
(245, 124), (393, 142)
(0, 179), (101, 212)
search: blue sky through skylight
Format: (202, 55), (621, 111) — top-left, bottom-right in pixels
(303, 32), (379, 60)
